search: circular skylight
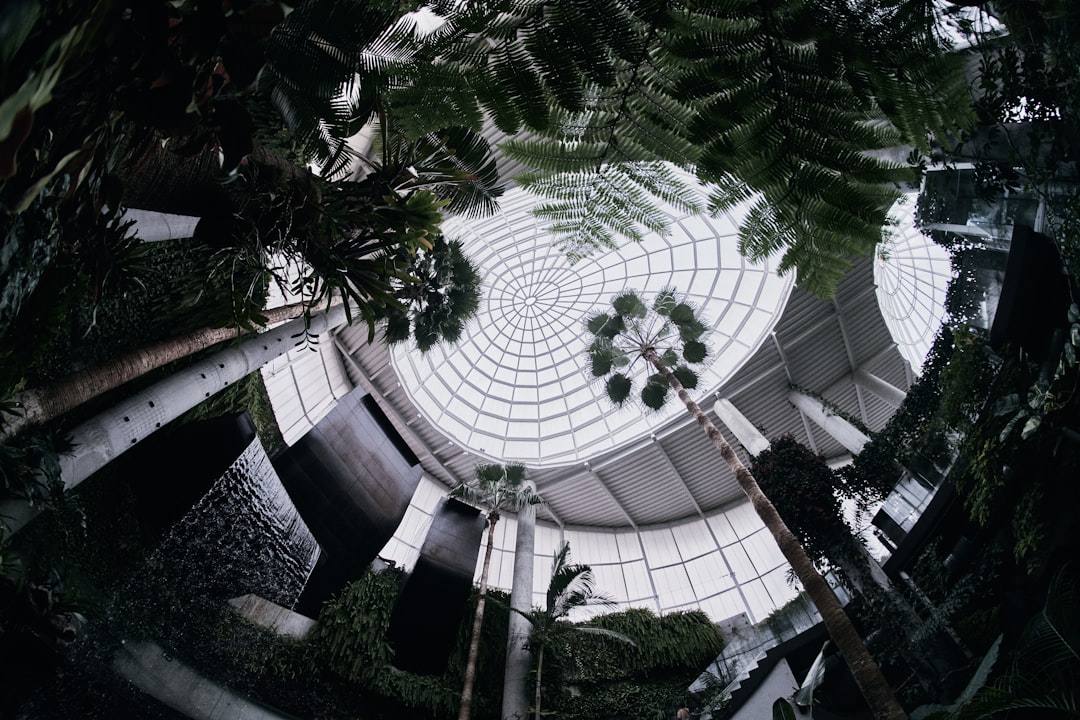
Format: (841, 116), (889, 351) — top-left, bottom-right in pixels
(875, 195), (954, 374)
(390, 177), (794, 466)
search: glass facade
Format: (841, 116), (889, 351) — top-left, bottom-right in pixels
(874, 195), (953, 374)
(379, 474), (798, 623)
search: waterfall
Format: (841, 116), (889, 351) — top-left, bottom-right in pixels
(28, 437), (321, 718)
(135, 437), (320, 609)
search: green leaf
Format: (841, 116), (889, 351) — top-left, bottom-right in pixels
(0, 0), (41, 67)
(992, 393), (1021, 416)
(772, 698), (796, 720)
(606, 373), (632, 405)
(660, 348), (679, 366)
(641, 382), (667, 410)
(683, 340), (707, 364)
(587, 313), (612, 335)
(677, 318), (707, 342)
(673, 365), (698, 389)
(1021, 415), (1041, 439)
(383, 309), (411, 345)
(669, 303), (694, 324)
(588, 312), (624, 339)
(590, 352), (613, 377)
(613, 291), (647, 318)
(999, 409), (1027, 442)
(653, 288), (678, 316)
(794, 642), (829, 708)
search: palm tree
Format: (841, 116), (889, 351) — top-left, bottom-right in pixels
(450, 463), (542, 720)
(378, 234), (482, 353)
(517, 541), (634, 720)
(502, 476), (538, 720)
(584, 288), (906, 720)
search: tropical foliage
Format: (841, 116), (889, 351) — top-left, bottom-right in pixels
(514, 542), (633, 720)
(378, 234), (483, 352)
(750, 435), (870, 589)
(450, 463), (541, 720)
(584, 288), (905, 720)
(837, 326), (957, 503)
(585, 287), (709, 410)
(549, 607), (724, 720)
(393, 0), (973, 295)
(912, 567), (1080, 720)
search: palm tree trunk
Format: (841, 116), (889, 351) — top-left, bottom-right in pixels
(0, 302), (350, 538)
(533, 645), (545, 720)
(644, 349), (907, 720)
(459, 512), (499, 720)
(2, 302), (307, 442)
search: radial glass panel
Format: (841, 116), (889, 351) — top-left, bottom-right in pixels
(391, 171), (794, 466)
(875, 195), (954, 374)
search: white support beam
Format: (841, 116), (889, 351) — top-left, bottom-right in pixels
(772, 333), (819, 454)
(787, 391), (870, 455)
(712, 398), (771, 456)
(853, 368), (907, 408)
(122, 209), (200, 241)
(649, 435), (705, 517)
(585, 463), (637, 530)
(832, 297), (871, 426)
(2, 305), (352, 536)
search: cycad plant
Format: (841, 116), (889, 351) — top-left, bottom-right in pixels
(450, 463), (542, 720)
(584, 288), (906, 720)
(517, 542), (634, 720)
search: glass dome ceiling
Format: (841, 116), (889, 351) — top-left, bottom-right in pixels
(391, 178), (794, 467)
(874, 195), (954, 374)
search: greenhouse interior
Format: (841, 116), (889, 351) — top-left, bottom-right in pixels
(1, 2), (1078, 720)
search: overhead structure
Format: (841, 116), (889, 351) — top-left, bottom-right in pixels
(390, 179), (794, 466)
(874, 195), (953, 374)
(273, 171), (917, 622)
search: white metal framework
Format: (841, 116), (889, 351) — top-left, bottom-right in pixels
(874, 195), (953, 374)
(391, 181), (793, 466)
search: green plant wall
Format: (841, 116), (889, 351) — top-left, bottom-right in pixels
(546, 608), (724, 720)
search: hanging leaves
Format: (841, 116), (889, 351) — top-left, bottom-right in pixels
(683, 340), (707, 363)
(607, 373), (632, 405)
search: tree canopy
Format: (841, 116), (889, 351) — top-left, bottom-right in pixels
(392, 0), (974, 296)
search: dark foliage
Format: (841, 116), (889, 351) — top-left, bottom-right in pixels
(546, 607), (723, 720)
(751, 435), (867, 585)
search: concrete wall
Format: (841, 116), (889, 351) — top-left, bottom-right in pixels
(729, 658), (797, 720)
(387, 497), (486, 675)
(114, 640), (302, 720)
(274, 387), (422, 615)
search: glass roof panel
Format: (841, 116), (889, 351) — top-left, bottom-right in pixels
(875, 195), (954, 374)
(391, 169), (794, 466)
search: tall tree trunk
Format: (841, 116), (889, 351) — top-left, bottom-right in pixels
(533, 645), (546, 720)
(459, 512), (499, 720)
(503, 490), (536, 720)
(2, 302), (307, 442)
(645, 349), (907, 720)
(0, 303), (350, 537)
